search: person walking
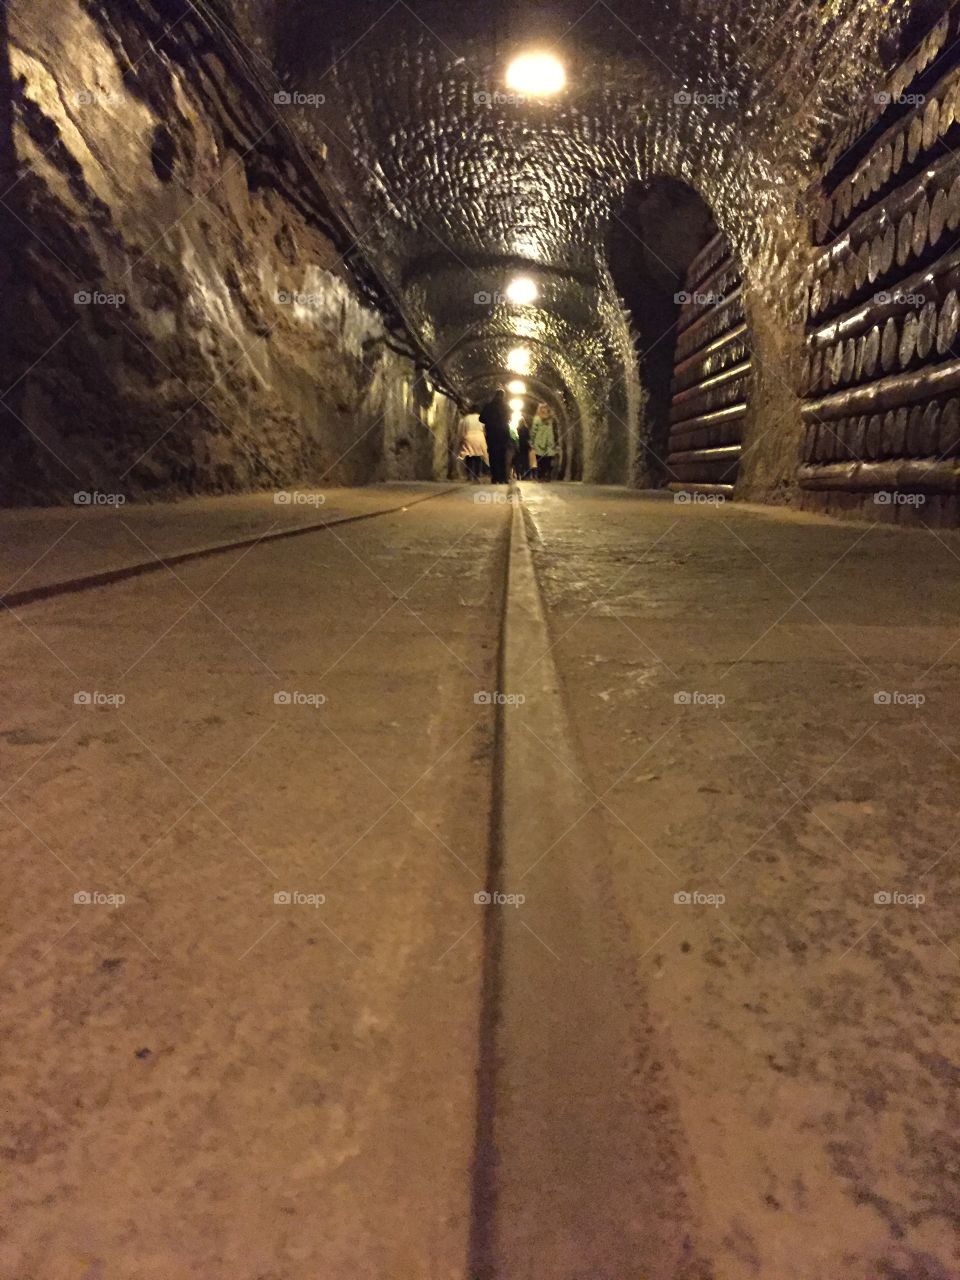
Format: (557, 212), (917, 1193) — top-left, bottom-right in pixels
(479, 388), (512, 485)
(514, 417), (532, 479)
(457, 407), (488, 482)
(531, 404), (558, 482)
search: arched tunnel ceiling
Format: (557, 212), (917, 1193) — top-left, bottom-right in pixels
(223, 0), (916, 469)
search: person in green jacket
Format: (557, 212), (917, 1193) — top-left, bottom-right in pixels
(531, 404), (558, 482)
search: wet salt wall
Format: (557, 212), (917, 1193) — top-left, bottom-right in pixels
(0, 0), (458, 505)
(800, 5), (960, 524)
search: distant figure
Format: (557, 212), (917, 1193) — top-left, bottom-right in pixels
(458, 408), (488, 482)
(480, 388), (512, 485)
(532, 404), (558, 481)
(514, 417), (532, 479)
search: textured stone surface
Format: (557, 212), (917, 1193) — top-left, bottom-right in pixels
(0, 0), (459, 504)
(226, 0), (913, 485)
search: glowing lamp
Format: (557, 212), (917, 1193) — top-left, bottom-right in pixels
(505, 276), (539, 305)
(506, 51), (566, 97)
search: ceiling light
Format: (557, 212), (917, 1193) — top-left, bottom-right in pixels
(509, 396), (524, 412)
(505, 276), (538, 305)
(506, 51), (566, 98)
(506, 347), (532, 374)
(507, 379), (527, 394)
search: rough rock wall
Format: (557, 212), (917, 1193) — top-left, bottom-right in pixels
(0, 0), (457, 505)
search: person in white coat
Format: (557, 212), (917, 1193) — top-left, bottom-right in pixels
(458, 409), (488, 481)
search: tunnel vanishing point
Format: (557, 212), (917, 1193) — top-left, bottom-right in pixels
(2, 3), (960, 1279)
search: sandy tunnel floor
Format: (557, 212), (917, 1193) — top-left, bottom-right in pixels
(1, 481), (959, 1280)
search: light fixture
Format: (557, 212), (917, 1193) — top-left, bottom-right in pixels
(507, 379), (527, 394)
(509, 396), (524, 412)
(506, 347), (532, 374)
(505, 275), (539, 305)
(506, 51), (566, 98)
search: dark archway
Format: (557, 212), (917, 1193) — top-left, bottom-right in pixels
(606, 178), (716, 486)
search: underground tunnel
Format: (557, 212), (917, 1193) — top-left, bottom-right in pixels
(1, 1), (960, 1277)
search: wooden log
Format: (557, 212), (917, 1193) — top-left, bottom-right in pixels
(917, 300), (938, 360)
(940, 398), (960, 453)
(899, 311), (919, 368)
(897, 211), (915, 268)
(937, 288), (959, 355)
(881, 317), (900, 373)
(908, 115), (924, 163)
(803, 354), (960, 421)
(912, 194), (931, 259)
(923, 98), (941, 151)
(907, 404), (926, 454)
(865, 413), (883, 459)
(930, 187), (948, 248)
(798, 458), (960, 492)
(922, 401), (941, 454)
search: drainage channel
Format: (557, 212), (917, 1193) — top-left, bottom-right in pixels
(0, 487), (459, 611)
(467, 488), (694, 1280)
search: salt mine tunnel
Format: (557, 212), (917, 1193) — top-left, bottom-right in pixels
(2, 1), (960, 1276)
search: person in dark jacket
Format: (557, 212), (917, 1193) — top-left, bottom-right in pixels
(479, 388), (512, 484)
(514, 418), (532, 479)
